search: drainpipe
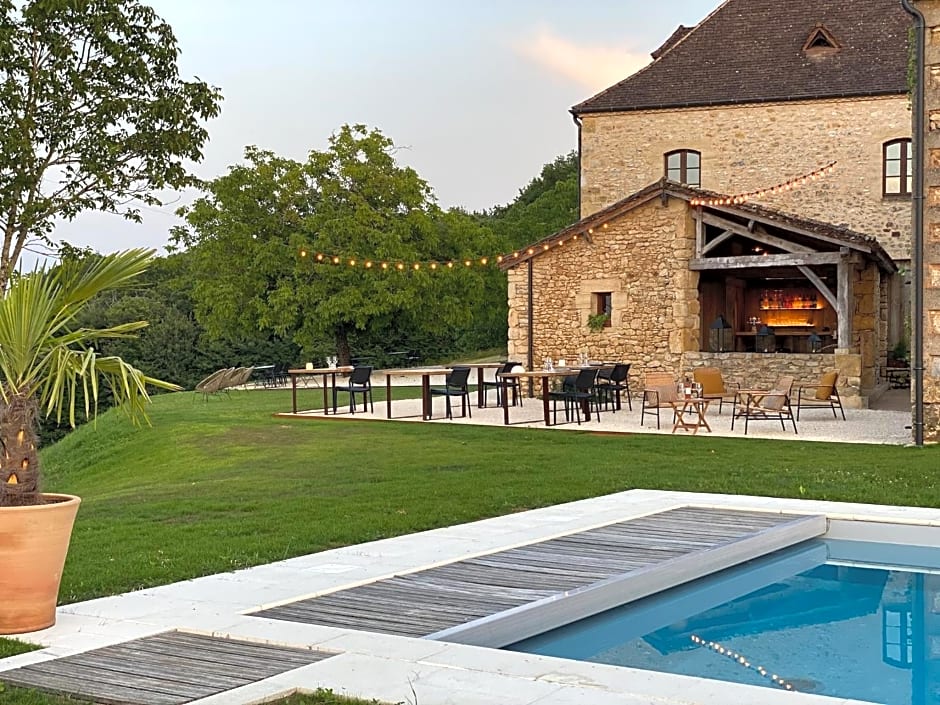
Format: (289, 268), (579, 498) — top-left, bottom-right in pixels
(572, 112), (583, 217)
(527, 259), (534, 396)
(901, 0), (925, 447)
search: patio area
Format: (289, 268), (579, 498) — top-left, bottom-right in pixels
(277, 377), (914, 445)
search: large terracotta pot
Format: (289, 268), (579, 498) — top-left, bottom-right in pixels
(0, 494), (81, 634)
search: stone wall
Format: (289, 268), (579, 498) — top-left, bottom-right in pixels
(507, 196), (698, 373)
(851, 263), (880, 391)
(506, 193), (880, 405)
(915, 0), (940, 442)
(684, 352), (864, 408)
(579, 96), (912, 261)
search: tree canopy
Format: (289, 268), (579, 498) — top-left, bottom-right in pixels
(173, 125), (502, 364)
(0, 0), (222, 289)
(482, 151), (578, 249)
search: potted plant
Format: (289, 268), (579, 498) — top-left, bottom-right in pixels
(0, 249), (179, 634)
(888, 337), (909, 368)
(587, 312), (610, 333)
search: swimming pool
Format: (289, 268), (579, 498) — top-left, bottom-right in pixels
(508, 539), (940, 705)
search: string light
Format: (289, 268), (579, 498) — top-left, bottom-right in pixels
(690, 161), (836, 207)
(294, 165), (832, 272)
(690, 635), (797, 692)
(295, 217), (613, 272)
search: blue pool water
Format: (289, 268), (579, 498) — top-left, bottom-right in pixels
(508, 540), (940, 705)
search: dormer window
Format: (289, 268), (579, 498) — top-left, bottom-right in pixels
(883, 139), (912, 197)
(802, 24), (841, 57)
(665, 150), (701, 187)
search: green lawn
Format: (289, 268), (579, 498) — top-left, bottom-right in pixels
(0, 385), (938, 703)
(0, 686), (388, 705)
(35, 388), (940, 602)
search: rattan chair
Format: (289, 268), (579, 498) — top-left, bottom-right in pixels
(194, 367), (234, 401)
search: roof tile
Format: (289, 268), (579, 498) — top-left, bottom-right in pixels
(573, 0), (910, 114)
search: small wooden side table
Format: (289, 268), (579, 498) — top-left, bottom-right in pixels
(670, 398), (711, 434)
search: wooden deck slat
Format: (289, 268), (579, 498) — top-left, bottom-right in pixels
(0, 631), (336, 705)
(252, 507), (825, 641)
(3, 662), (208, 699)
(0, 670), (183, 705)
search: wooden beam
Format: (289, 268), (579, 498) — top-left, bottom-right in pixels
(701, 205), (873, 253)
(797, 265), (837, 309)
(837, 258), (853, 348)
(701, 212), (815, 253)
(694, 208), (704, 257)
(701, 229), (734, 255)
(690, 252), (842, 270)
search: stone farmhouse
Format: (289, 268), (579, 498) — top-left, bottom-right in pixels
(501, 0), (916, 415)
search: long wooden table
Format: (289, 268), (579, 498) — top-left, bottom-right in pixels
(288, 366), (354, 414)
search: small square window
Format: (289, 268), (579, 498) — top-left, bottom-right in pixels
(594, 292), (612, 327)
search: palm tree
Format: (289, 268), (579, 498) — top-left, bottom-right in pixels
(0, 249), (180, 507)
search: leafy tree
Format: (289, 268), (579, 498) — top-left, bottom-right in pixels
(0, 0), (222, 289)
(173, 125), (501, 364)
(483, 151), (579, 249)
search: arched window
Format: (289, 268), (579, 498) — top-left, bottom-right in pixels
(665, 149), (701, 187)
(883, 139), (912, 196)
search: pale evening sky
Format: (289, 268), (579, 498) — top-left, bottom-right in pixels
(50, 0), (719, 258)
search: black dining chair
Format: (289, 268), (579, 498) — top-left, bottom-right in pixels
(480, 361), (523, 408)
(549, 368), (600, 425)
(596, 363), (632, 411)
(332, 366), (373, 414)
(430, 366), (472, 419)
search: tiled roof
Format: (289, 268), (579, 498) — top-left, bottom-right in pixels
(573, 0), (910, 114)
(499, 180), (896, 274)
(650, 25), (693, 60)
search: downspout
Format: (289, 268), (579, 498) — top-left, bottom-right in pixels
(572, 112), (583, 217)
(901, 0), (925, 447)
(527, 259), (534, 396)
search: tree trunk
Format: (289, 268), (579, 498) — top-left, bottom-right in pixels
(0, 394), (42, 507)
(335, 327), (351, 366)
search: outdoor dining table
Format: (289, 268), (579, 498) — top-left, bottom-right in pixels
(288, 366), (353, 414)
(382, 368), (453, 420)
(498, 368), (602, 426)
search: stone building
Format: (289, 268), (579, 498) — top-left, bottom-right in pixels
(501, 181), (895, 407)
(503, 0), (918, 412)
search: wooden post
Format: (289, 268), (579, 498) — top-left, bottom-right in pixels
(837, 253), (853, 349)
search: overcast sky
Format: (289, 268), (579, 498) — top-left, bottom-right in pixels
(50, 0), (719, 257)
